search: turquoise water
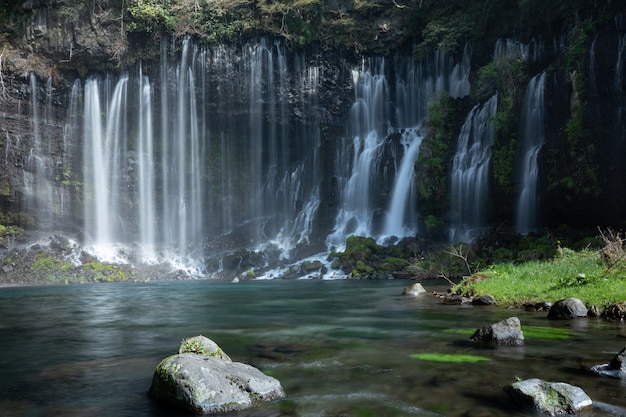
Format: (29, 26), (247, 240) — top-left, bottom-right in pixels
(0, 279), (625, 417)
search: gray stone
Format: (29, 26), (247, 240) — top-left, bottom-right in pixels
(471, 317), (524, 346)
(504, 378), (592, 415)
(471, 294), (496, 305)
(547, 298), (587, 320)
(590, 347), (626, 378)
(402, 282), (426, 296)
(149, 337), (285, 414)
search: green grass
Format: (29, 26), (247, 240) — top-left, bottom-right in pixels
(455, 248), (626, 307)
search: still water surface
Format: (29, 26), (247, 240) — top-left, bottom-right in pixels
(1, 279), (625, 417)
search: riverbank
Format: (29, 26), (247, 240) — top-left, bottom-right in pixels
(453, 238), (626, 313)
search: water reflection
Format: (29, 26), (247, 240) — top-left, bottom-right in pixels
(0, 280), (625, 417)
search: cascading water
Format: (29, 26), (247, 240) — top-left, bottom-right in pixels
(26, 73), (55, 230)
(381, 128), (423, 239)
(328, 46), (472, 249)
(326, 60), (388, 249)
(449, 94), (498, 242)
(137, 69), (156, 259)
(83, 75), (129, 258)
(516, 72), (546, 234)
(77, 38), (325, 272)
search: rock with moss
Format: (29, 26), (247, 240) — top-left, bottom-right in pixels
(149, 336), (285, 414)
(179, 335), (232, 361)
(504, 378), (592, 415)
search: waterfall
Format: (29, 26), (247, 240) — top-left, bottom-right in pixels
(26, 73), (55, 230)
(516, 72), (546, 234)
(381, 128), (423, 239)
(326, 60), (388, 249)
(137, 70), (156, 259)
(83, 75), (129, 256)
(449, 94), (498, 242)
(328, 46), (472, 249)
(75, 38), (326, 271)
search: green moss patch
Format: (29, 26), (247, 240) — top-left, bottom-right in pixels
(409, 353), (490, 363)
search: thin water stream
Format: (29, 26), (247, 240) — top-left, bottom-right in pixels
(0, 280), (625, 417)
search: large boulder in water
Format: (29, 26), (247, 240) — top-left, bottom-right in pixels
(402, 282), (427, 296)
(547, 298), (587, 319)
(504, 378), (592, 415)
(149, 336), (285, 414)
(471, 317), (524, 346)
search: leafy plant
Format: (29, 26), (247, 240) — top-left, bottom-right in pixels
(415, 93), (464, 218)
(181, 337), (208, 355)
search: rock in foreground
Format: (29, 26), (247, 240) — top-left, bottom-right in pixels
(149, 336), (285, 414)
(504, 378), (592, 415)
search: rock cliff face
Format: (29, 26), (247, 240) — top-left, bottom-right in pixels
(0, 1), (625, 276)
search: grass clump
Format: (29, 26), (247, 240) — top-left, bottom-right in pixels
(455, 232), (626, 308)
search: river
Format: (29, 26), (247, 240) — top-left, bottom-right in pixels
(1, 279), (625, 417)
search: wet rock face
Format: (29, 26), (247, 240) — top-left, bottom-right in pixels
(21, 0), (125, 72)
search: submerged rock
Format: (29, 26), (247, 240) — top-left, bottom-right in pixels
(471, 317), (524, 346)
(504, 378), (592, 415)
(149, 336), (285, 414)
(547, 298), (587, 320)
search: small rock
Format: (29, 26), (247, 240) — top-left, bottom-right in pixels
(547, 298), (587, 320)
(590, 346), (626, 378)
(602, 301), (626, 321)
(471, 317), (524, 346)
(504, 378), (592, 415)
(443, 294), (472, 304)
(587, 304), (602, 317)
(471, 294), (496, 305)
(523, 301), (552, 312)
(402, 282), (426, 296)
